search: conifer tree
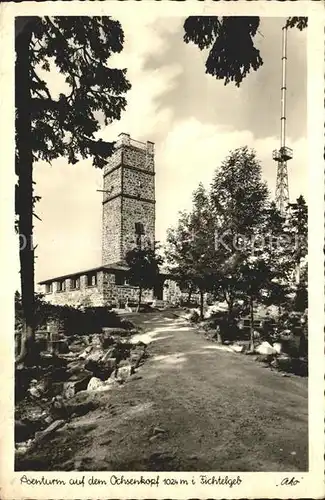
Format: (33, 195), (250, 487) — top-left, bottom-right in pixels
(183, 16), (307, 87)
(15, 16), (131, 363)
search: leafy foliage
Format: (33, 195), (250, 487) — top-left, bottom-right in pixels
(166, 184), (220, 318)
(210, 147), (269, 313)
(285, 195), (308, 270)
(285, 17), (308, 31)
(166, 146), (308, 331)
(15, 291), (124, 335)
(17, 16), (131, 169)
(125, 246), (163, 308)
(210, 146), (269, 234)
(183, 16), (307, 86)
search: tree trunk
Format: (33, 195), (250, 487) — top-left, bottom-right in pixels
(295, 259), (301, 286)
(137, 286), (143, 312)
(249, 295), (254, 351)
(15, 21), (35, 365)
(199, 290), (204, 320)
(187, 287), (192, 304)
(228, 295), (233, 314)
(223, 288), (234, 317)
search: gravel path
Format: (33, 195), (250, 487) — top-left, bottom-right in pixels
(17, 311), (308, 472)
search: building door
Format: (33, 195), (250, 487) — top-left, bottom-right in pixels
(153, 277), (164, 300)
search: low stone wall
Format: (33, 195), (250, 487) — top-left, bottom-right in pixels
(44, 288), (105, 308)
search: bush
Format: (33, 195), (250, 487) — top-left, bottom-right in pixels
(189, 310), (200, 323)
(15, 293), (131, 336)
(205, 311), (242, 342)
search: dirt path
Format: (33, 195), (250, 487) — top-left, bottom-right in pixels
(17, 311), (308, 472)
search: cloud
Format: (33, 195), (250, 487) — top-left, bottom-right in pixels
(144, 17), (306, 143)
(99, 64), (181, 143)
(155, 117), (307, 242)
(99, 16), (183, 143)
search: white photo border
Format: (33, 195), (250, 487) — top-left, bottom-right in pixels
(0, 1), (324, 499)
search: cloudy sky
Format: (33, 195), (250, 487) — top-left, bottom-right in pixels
(28, 15), (306, 286)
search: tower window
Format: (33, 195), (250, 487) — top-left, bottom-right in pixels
(86, 272), (97, 287)
(135, 222), (144, 235)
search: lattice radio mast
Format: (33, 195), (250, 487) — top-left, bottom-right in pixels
(272, 26), (293, 215)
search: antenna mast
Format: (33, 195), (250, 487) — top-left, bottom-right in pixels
(272, 26), (293, 215)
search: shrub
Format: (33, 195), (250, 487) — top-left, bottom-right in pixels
(15, 293), (132, 336)
(189, 310), (200, 323)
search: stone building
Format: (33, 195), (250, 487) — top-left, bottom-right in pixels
(39, 133), (179, 308)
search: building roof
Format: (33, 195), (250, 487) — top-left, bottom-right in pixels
(38, 261), (129, 284)
(39, 261), (174, 285)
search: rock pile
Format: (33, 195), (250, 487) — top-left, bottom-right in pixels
(228, 338), (308, 376)
(15, 324), (148, 455)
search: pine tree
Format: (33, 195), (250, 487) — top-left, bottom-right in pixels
(183, 16), (307, 87)
(15, 16), (131, 364)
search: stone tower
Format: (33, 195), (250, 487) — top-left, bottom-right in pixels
(102, 133), (155, 265)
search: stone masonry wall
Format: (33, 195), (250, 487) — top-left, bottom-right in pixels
(101, 137), (155, 266)
(102, 168), (122, 202)
(121, 198), (155, 257)
(102, 197), (122, 265)
(103, 148), (123, 174)
(123, 147), (154, 173)
(43, 271), (105, 307)
(102, 272), (154, 307)
(122, 168), (154, 200)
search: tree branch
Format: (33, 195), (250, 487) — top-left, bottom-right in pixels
(31, 68), (52, 100)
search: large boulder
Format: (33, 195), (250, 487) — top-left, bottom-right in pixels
(78, 346), (93, 359)
(63, 370), (93, 398)
(85, 357), (116, 380)
(90, 334), (103, 347)
(34, 419), (66, 443)
(87, 376), (116, 392)
(84, 347), (105, 363)
(28, 378), (48, 399)
(273, 342), (282, 354)
(101, 348), (117, 362)
(66, 359), (87, 376)
(113, 364), (132, 382)
(255, 341), (277, 356)
(87, 377), (105, 391)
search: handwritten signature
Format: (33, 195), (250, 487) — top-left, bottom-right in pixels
(278, 477), (302, 487)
